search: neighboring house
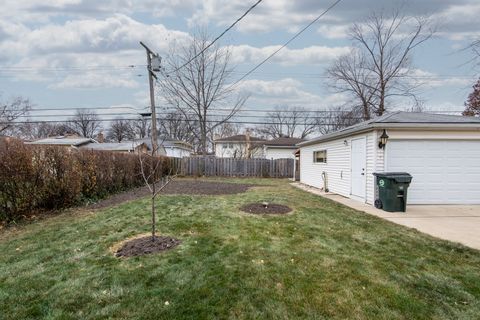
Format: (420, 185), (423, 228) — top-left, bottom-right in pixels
(298, 111), (480, 205)
(263, 137), (306, 159)
(26, 135), (96, 148)
(162, 139), (193, 158)
(139, 138), (193, 158)
(214, 134), (266, 158)
(80, 141), (149, 153)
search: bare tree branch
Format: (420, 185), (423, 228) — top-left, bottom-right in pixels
(159, 30), (249, 157)
(107, 118), (135, 142)
(327, 8), (435, 118)
(67, 109), (102, 138)
(256, 106), (316, 139)
(0, 96), (31, 135)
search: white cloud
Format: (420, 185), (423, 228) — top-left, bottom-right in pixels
(317, 25), (350, 39)
(229, 44), (350, 66)
(0, 15), (193, 88)
(49, 73), (139, 89)
(0, 14), (191, 58)
(235, 78), (347, 109)
(409, 69), (473, 88)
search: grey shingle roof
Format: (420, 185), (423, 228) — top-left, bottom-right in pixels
(299, 111), (480, 147)
(214, 134), (266, 142)
(375, 112), (480, 123)
(138, 137), (193, 151)
(27, 136), (95, 146)
(264, 137), (306, 147)
(80, 142), (145, 152)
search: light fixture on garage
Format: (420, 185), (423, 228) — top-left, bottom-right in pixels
(378, 129), (389, 149)
(343, 140), (348, 146)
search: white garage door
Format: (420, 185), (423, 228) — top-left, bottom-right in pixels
(386, 140), (480, 204)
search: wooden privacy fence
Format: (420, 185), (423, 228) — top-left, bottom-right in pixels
(169, 157), (294, 178)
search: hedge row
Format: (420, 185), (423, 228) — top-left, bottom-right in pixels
(0, 139), (171, 223)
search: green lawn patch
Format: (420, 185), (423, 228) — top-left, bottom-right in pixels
(1, 178), (479, 319)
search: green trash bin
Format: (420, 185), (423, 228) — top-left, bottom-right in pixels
(373, 172), (412, 212)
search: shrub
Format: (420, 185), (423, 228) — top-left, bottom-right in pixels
(0, 139), (170, 223)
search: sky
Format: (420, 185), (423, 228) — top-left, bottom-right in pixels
(0, 0), (479, 123)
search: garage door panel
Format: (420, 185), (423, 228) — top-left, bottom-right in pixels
(386, 140), (480, 204)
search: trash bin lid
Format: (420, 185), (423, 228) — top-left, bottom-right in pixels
(373, 172), (412, 183)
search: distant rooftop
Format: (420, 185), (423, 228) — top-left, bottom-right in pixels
(80, 142), (145, 152)
(264, 137), (306, 147)
(138, 137), (193, 150)
(214, 134), (266, 143)
(27, 136), (95, 146)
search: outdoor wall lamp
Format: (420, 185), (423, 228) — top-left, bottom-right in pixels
(378, 129), (389, 149)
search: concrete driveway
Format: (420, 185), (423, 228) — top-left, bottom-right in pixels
(292, 183), (480, 250)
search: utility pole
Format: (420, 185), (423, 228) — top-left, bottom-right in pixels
(140, 41), (161, 155)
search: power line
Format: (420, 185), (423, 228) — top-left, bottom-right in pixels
(14, 113), (365, 120)
(166, 0), (263, 74)
(17, 106), (466, 114)
(0, 65), (144, 71)
(228, 0), (343, 88)
(5, 118), (353, 126)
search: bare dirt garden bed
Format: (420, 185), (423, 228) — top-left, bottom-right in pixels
(240, 203), (292, 215)
(113, 234), (181, 257)
(88, 179), (255, 210)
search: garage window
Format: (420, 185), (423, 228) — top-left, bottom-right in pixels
(313, 150), (327, 163)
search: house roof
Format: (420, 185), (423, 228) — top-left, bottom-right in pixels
(299, 111), (480, 147)
(27, 136), (96, 146)
(214, 134), (266, 143)
(264, 137), (306, 147)
(80, 142), (146, 152)
(138, 137), (193, 151)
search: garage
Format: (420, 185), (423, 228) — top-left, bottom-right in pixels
(386, 140), (480, 204)
(298, 111), (480, 206)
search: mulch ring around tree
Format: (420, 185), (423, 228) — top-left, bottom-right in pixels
(240, 203), (292, 215)
(114, 235), (181, 258)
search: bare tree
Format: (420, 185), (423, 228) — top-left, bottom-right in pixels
(107, 118), (135, 142)
(257, 106), (316, 139)
(316, 106), (363, 135)
(132, 116), (151, 139)
(327, 51), (377, 120)
(328, 9), (435, 118)
(137, 136), (177, 240)
(14, 122), (69, 140)
(467, 39), (480, 69)
(158, 110), (197, 144)
(68, 109), (102, 138)
(0, 96), (31, 135)
(160, 31), (249, 157)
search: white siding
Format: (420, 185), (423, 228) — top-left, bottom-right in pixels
(301, 128), (480, 206)
(165, 147), (191, 158)
(300, 137), (352, 197)
(300, 131), (376, 204)
(366, 131), (376, 204)
(215, 142), (264, 158)
(264, 147), (295, 160)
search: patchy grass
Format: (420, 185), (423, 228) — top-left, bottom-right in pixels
(1, 178), (479, 319)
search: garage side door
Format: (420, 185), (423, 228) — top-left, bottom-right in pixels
(386, 140), (480, 204)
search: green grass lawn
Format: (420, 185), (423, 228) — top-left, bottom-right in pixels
(1, 178), (480, 319)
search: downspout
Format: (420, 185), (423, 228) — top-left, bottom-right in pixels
(322, 171), (329, 192)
